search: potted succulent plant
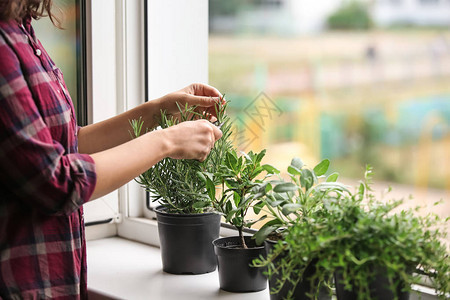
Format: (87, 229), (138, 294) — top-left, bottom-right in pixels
(130, 100), (233, 275)
(255, 165), (450, 300)
(253, 157), (349, 300)
(203, 149), (279, 292)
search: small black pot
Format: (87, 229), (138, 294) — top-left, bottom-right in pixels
(334, 269), (409, 300)
(213, 236), (267, 293)
(265, 240), (331, 300)
(156, 207), (220, 274)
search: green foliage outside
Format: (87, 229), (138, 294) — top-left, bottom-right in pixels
(327, 1), (374, 30)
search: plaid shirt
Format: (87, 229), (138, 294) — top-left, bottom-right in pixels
(0, 16), (97, 299)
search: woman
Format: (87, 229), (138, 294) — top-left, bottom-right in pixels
(0, 0), (223, 299)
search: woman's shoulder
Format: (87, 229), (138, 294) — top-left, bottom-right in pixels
(0, 17), (21, 35)
(0, 21), (29, 53)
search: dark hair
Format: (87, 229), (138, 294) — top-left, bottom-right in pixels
(0, 0), (61, 27)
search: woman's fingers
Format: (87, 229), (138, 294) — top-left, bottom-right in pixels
(187, 83), (222, 98)
(164, 120), (223, 161)
(211, 122), (223, 141)
(185, 94), (220, 107)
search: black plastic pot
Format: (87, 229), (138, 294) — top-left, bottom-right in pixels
(265, 240), (331, 300)
(155, 207), (221, 274)
(334, 269), (409, 300)
(213, 236), (267, 293)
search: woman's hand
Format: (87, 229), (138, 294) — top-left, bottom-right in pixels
(162, 119), (223, 161)
(155, 83), (223, 119)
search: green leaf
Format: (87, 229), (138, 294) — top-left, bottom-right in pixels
(313, 159), (330, 176)
(268, 199), (286, 207)
(197, 171), (206, 183)
(237, 155), (244, 170)
(274, 192), (288, 201)
(251, 166), (263, 178)
(226, 151), (238, 171)
(192, 201), (209, 209)
(358, 182), (365, 198)
(326, 172), (339, 182)
(246, 215), (267, 228)
(281, 203), (302, 215)
(273, 182), (298, 193)
(264, 218), (284, 227)
(233, 192), (241, 206)
(256, 149), (267, 164)
(253, 201), (264, 214)
(226, 210), (235, 223)
(300, 169), (314, 190)
(205, 177), (215, 201)
(261, 164), (280, 174)
(232, 216), (243, 227)
(312, 182), (349, 194)
(253, 225), (278, 245)
(291, 157), (304, 170)
(287, 165), (301, 176)
(225, 201), (233, 214)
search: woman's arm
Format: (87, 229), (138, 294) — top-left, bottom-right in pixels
(89, 119), (222, 200)
(78, 83), (222, 154)
(78, 100), (160, 155)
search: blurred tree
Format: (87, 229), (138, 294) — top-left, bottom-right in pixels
(209, 0), (249, 17)
(327, 1), (374, 30)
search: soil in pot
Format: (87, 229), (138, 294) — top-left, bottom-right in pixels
(334, 268), (409, 300)
(156, 207), (221, 274)
(213, 236), (267, 293)
(265, 240), (331, 300)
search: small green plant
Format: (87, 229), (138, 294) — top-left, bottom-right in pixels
(131, 98), (233, 214)
(203, 149), (279, 248)
(254, 166), (450, 300)
(253, 157), (349, 246)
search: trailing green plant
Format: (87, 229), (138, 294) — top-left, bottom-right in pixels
(254, 166), (450, 300)
(130, 98), (233, 214)
(250, 157), (349, 299)
(253, 157), (349, 246)
(203, 149), (279, 248)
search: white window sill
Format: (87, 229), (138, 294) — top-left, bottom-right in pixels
(86, 236), (441, 300)
(87, 237), (269, 300)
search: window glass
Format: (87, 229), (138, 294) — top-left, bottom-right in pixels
(209, 1), (450, 224)
(33, 0), (87, 125)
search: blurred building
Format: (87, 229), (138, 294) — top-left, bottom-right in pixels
(209, 0), (450, 35)
(210, 0), (341, 34)
(374, 0), (450, 27)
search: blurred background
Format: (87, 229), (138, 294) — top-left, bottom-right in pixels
(33, 0), (80, 115)
(30, 0), (449, 223)
(209, 0), (450, 218)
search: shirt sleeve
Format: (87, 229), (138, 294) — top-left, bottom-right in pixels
(0, 34), (97, 216)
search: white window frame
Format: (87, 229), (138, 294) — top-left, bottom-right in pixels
(118, 0), (211, 246)
(84, 0), (149, 242)
(85, 0), (213, 246)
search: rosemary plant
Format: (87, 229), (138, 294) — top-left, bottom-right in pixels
(130, 98), (232, 214)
